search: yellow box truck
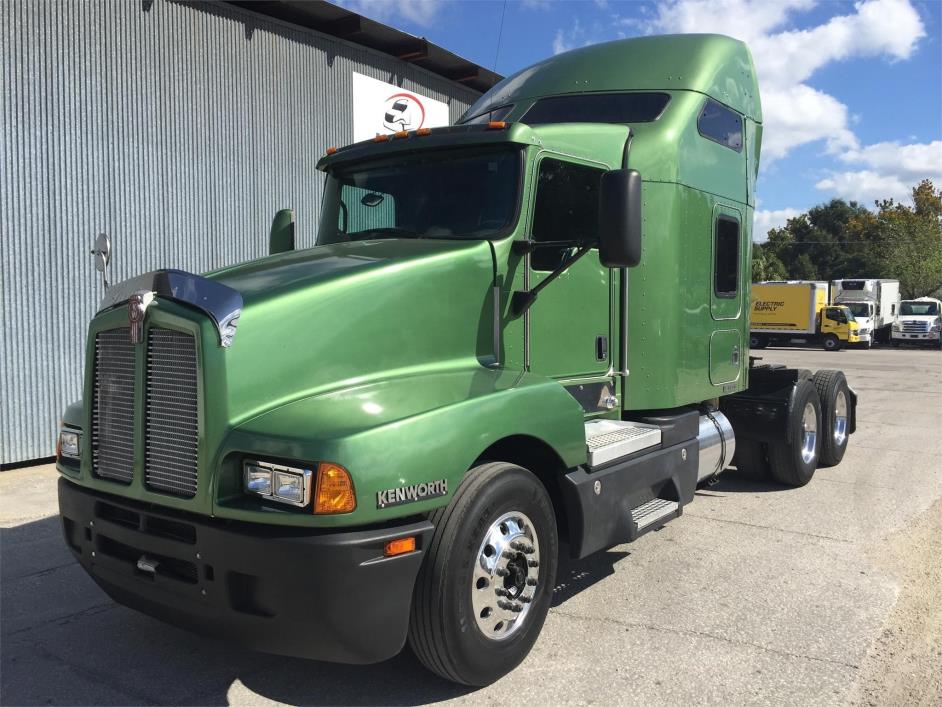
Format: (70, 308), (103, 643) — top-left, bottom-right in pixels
(750, 281), (860, 351)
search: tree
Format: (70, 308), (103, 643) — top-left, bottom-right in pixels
(868, 181), (942, 298)
(751, 243), (787, 281)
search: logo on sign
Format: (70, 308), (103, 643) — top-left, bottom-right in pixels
(382, 93), (426, 132)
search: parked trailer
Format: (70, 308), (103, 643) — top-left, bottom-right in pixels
(891, 297), (942, 348)
(750, 281), (861, 351)
(56, 35), (858, 686)
(831, 278), (900, 346)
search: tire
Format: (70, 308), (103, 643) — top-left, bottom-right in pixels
(731, 438), (770, 479)
(812, 370), (851, 467)
(822, 334), (841, 351)
(767, 379), (822, 487)
(408, 462), (558, 686)
(750, 334), (768, 349)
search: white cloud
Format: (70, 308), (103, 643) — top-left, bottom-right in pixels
(815, 139), (942, 203)
(754, 207), (801, 241)
(610, 0), (927, 163)
(336, 0), (442, 27)
(815, 171), (912, 203)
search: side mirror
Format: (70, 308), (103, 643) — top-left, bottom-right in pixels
(269, 209), (295, 255)
(91, 233), (112, 290)
(92, 233), (111, 272)
(598, 169), (642, 268)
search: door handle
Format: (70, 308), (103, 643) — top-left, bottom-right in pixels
(731, 345), (740, 365)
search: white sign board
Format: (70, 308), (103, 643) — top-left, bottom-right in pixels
(352, 72), (450, 143)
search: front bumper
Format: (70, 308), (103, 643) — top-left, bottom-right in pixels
(892, 331), (939, 341)
(58, 478), (433, 664)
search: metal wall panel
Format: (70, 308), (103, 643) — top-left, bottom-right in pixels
(0, 0), (480, 463)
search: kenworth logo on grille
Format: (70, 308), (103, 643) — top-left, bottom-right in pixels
(128, 290), (155, 344)
(377, 479), (448, 509)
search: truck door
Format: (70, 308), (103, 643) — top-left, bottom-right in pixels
(524, 155), (612, 383)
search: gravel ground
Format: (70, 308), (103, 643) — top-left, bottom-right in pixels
(1, 345), (940, 706)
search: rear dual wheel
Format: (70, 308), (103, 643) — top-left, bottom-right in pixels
(408, 462), (558, 686)
(812, 370), (851, 467)
(767, 379), (822, 486)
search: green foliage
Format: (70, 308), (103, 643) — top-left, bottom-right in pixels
(753, 181), (942, 298)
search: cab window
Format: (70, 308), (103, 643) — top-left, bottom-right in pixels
(531, 158), (604, 271)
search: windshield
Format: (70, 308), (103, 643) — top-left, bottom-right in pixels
(845, 302), (873, 318)
(317, 147), (521, 245)
(900, 301), (940, 316)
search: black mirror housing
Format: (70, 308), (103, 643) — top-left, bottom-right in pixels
(269, 208), (296, 255)
(598, 169), (642, 268)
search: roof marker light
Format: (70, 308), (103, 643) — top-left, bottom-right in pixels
(394, 130), (409, 139)
(325, 147), (338, 155)
(373, 134), (390, 142)
(415, 128), (432, 136)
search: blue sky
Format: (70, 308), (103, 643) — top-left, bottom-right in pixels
(338, 0), (941, 240)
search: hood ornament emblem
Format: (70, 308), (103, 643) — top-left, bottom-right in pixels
(128, 290), (155, 344)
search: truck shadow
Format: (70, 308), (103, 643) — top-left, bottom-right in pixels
(1, 516), (626, 706)
(695, 469), (793, 495)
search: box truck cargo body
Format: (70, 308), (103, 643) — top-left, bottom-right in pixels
(750, 281), (860, 351)
(830, 279), (900, 346)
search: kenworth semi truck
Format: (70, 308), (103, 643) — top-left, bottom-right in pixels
(56, 35), (858, 686)
(831, 278), (900, 347)
(750, 281), (861, 351)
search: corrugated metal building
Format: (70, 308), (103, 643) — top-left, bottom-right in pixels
(0, 0), (498, 464)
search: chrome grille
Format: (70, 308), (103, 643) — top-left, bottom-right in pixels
(145, 328), (199, 498)
(902, 320), (929, 333)
(92, 328), (136, 483)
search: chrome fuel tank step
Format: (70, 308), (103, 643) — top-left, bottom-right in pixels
(585, 420), (661, 468)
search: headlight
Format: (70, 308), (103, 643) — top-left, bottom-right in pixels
(58, 429), (81, 459)
(892, 323), (901, 331)
(243, 460), (312, 507)
(931, 322), (942, 332)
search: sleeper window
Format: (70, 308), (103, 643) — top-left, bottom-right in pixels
(714, 217), (739, 298)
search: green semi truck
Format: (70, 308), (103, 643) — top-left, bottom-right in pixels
(57, 34), (857, 686)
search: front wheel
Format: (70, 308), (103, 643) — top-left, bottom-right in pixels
(822, 334), (841, 351)
(408, 462), (558, 686)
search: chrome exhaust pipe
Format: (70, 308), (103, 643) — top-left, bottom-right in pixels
(697, 411), (736, 482)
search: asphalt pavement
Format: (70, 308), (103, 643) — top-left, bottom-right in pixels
(2, 345), (940, 706)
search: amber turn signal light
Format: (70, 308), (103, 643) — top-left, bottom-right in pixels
(487, 120), (507, 130)
(384, 536), (416, 557)
(314, 462), (356, 514)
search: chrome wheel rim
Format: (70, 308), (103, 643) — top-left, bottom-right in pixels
(833, 390), (848, 447)
(471, 511), (540, 641)
(800, 402), (818, 464)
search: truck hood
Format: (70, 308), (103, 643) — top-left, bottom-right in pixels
(205, 239), (499, 425)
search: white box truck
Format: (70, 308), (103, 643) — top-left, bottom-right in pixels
(830, 279), (901, 347)
(891, 297), (942, 348)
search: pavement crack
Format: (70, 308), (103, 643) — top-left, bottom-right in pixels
(35, 643), (159, 705)
(552, 609), (860, 670)
(10, 560), (78, 581)
(3, 602), (117, 638)
(682, 512), (852, 543)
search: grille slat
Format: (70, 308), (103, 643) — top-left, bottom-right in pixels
(92, 329), (136, 484)
(145, 329), (199, 498)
